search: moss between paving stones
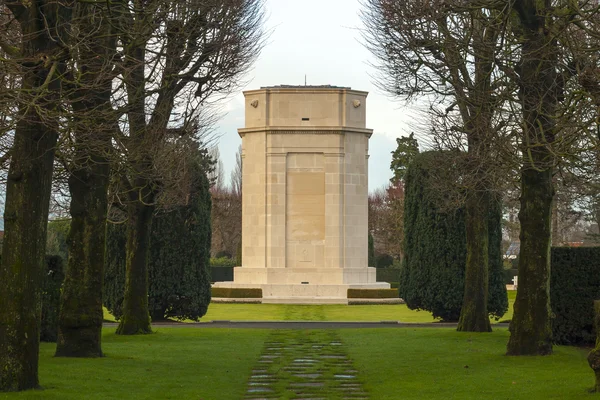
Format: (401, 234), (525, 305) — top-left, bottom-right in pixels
(244, 330), (368, 399)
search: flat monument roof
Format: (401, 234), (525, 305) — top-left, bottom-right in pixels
(261, 84), (352, 89)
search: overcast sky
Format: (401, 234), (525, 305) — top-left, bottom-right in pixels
(213, 0), (421, 191)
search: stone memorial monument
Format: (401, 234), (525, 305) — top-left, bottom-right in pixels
(213, 85), (390, 303)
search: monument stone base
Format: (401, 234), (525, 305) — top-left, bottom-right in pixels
(212, 266), (391, 305)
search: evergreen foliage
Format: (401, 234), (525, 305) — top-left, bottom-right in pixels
(104, 166), (212, 322)
(41, 256), (65, 342)
(375, 253), (394, 268)
(390, 133), (419, 184)
(236, 241), (242, 266)
(368, 233), (375, 267)
(400, 151), (507, 321)
(551, 247), (600, 345)
(46, 220), (70, 262)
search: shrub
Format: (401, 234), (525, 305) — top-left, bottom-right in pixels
(551, 247), (600, 345)
(211, 287), (262, 298)
(375, 253), (394, 268)
(41, 255), (64, 342)
(46, 219), (70, 262)
(210, 257), (237, 268)
(235, 241), (242, 267)
(400, 151), (507, 322)
(347, 288), (399, 299)
(215, 250), (232, 259)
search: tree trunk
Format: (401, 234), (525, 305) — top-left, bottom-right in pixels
(55, 162), (110, 356)
(506, 9), (556, 355)
(588, 300), (600, 391)
(116, 202), (154, 335)
(507, 164), (553, 355)
(55, 2), (115, 358)
(458, 191), (492, 332)
(0, 111), (58, 391)
(0, 1), (73, 390)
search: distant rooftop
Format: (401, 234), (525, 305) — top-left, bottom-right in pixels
(261, 85), (351, 90)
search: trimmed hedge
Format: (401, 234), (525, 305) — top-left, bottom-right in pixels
(551, 247), (600, 345)
(376, 268), (401, 284)
(41, 255), (64, 342)
(503, 268), (518, 285)
(211, 287), (262, 298)
(375, 254), (394, 268)
(210, 257), (237, 268)
(347, 288), (399, 299)
(211, 266), (234, 282)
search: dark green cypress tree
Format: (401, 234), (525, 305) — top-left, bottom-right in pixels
(400, 151), (507, 321)
(148, 170), (212, 321)
(104, 159), (212, 322)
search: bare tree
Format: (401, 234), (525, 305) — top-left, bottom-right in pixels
(54, 0), (118, 358)
(210, 144), (242, 258)
(208, 146), (225, 191)
(368, 183), (404, 261)
(110, 0), (265, 335)
(0, 0), (75, 391)
(362, 0), (513, 332)
(231, 144), (242, 196)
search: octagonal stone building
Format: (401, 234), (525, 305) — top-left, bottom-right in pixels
(213, 85), (390, 303)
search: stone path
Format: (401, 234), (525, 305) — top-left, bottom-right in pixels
(244, 329), (368, 400)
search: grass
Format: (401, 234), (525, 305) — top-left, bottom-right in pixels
(341, 328), (594, 400)
(203, 303), (439, 322)
(0, 328), (268, 400)
(1, 326), (593, 400)
(502, 289), (517, 322)
(105, 290), (518, 324)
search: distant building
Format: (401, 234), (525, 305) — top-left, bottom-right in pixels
(504, 241), (520, 259)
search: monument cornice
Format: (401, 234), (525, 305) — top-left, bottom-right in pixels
(243, 87), (369, 97)
(238, 126), (373, 137)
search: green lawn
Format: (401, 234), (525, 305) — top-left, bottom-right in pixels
(105, 290), (517, 324)
(202, 303), (440, 322)
(342, 328), (593, 400)
(202, 293), (518, 323)
(1, 326), (593, 400)
(502, 289), (517, 322)
(0, 328), (268, 400)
